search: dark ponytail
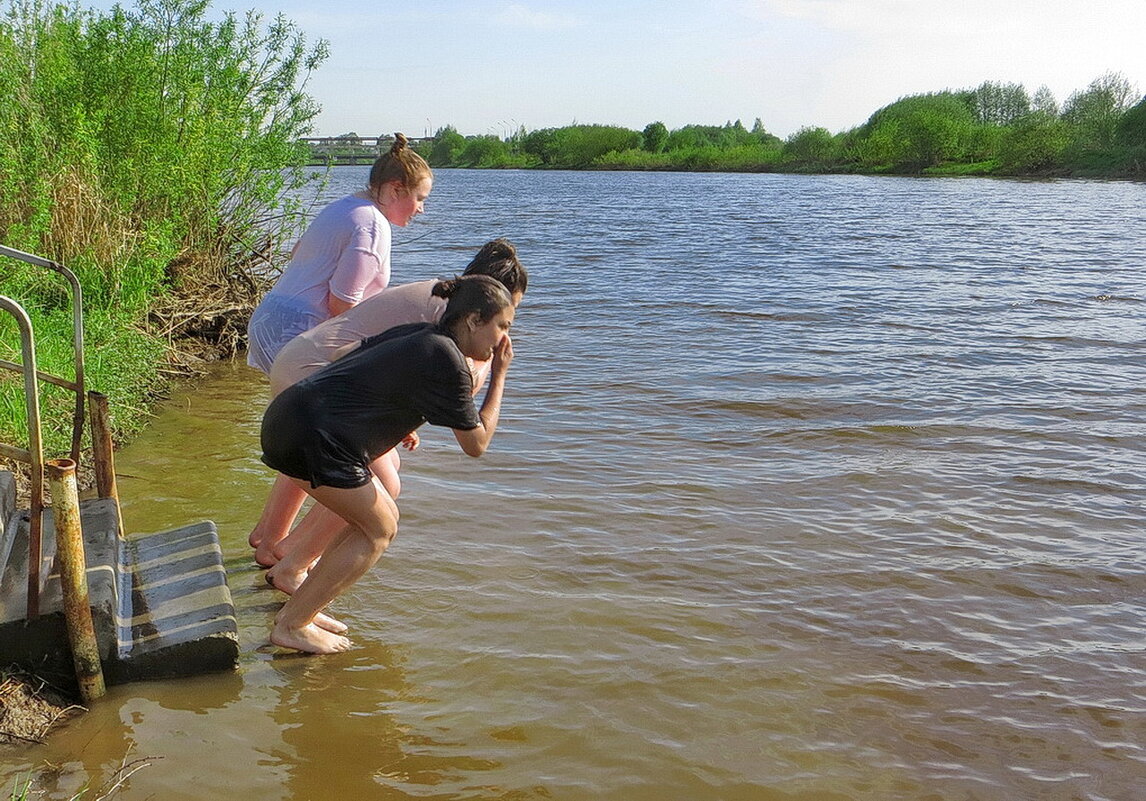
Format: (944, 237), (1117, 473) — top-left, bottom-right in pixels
(462, 238), (529, 296)
(434, 275), (513, 334)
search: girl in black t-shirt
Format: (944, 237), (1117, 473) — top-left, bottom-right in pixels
(261, 275), (515, 654)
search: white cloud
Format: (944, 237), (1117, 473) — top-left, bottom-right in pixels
(719, 0), (1146, 134)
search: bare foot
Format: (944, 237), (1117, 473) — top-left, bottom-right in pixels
(248, 527), (262, 549)
(274, 606), (347, 634)
(271, 621), (352, 654)
(313, 610), (348, 634)
(254, 540), (280, 568)
(266, 564), (309, 595)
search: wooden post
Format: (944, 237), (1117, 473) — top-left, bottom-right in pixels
(46, 458), (106, 703)
(87, 391), (124, 539)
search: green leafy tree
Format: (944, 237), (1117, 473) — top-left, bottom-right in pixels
(0, 0), (326, 302)
(1031, 85), (1058, 116)
(1115, 95), (1146, 173)
(751, 119), (784, 149)
(782, 126), (837, 167)
(429, 125), (465, 166)
(1062, 71), (1138, 153)
(520, 124), (638, 168)
(521, 127), (559, 164)
(665, 121), (755, 151)
(642, 121), (668, 153)
(0, 0), (327, 445)
(456, 134), (509, 167)
(1116, 95), (1146, 146)
(971, 81), (1031, 126)
(855, 92), (978, 170)
(996, 111), (1068, 173)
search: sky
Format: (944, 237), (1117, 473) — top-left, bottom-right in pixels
(89, 0), (1146, 139)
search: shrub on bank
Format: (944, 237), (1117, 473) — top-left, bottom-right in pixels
(0, 0), (327, 453)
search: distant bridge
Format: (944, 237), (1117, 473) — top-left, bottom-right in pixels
(301, 135), (433, 166)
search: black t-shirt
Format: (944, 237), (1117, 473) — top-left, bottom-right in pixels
(261, 323), (481, 488)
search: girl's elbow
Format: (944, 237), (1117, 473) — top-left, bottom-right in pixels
(460, 439), (487, 458)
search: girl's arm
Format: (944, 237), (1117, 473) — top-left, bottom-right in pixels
(327, 293), (354, 317)
(453, 336), (513, 457)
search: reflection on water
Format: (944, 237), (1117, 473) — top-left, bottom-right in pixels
(3, 170), (1144, 800)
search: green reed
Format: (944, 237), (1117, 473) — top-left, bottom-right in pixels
(0, 0), (327, 455)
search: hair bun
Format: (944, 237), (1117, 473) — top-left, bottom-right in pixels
(431, 277), (461, 299)
(390, 132), (409, 153)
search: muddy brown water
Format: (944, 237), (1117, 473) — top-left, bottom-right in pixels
(2, 169), (1144, 800)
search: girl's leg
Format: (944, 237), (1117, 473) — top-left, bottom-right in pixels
(248, 473), (308, 566)
(383, 447), (401, 498)
(267, 450), (403, 591)
(265, 504), (345, 594)
(271, 476), (399, 654)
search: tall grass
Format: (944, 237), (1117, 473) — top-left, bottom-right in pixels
(0, 0), (327, 455)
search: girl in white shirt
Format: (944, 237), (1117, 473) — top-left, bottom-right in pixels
(246, 132), (432, 373)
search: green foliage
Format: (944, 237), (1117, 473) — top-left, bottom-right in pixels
(1062, 71), (1137, 154)
(592, 148), (675, 170)
(456, 135), (510, 167)
(996, 111), (1069, 173)
(1114, 96), (1146, 174)
(750, 117), (783, 148)
(782, 126), (838, 169)
(641, 121), (668, 153)
(1031, 85), (1059, 116)
(520, 124), (640, 168)
(664, 120), (758, 152)
(429, 125), (466, 166)
(971, 81), (1031, 125)
(0, 0), (326, 449)
(855, 92), (979, 170)
(426, 74), (1143, 178)
(1116, 96), (1146, 146)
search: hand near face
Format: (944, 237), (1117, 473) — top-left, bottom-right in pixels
(492, 334), (513, 375)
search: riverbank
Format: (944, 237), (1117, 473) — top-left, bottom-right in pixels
(0, 303), (245, 752)
(1, 258), (263, 500)
(0, 669), (80, 746)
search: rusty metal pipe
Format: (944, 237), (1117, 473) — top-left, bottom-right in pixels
(0, 249), (85, 461)
(0, 296), (45, 619)
(46, 458), (106, 703)
(50, 263), (85, 462)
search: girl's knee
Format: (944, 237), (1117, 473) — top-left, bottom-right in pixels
(358, 522), (397, 553)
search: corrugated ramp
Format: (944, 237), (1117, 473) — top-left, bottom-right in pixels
(0, 470), (238, 688)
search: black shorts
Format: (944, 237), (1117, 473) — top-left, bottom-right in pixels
(260, 391), (373, 489)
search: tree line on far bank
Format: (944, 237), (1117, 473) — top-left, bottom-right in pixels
(419, 74), (1145, 178)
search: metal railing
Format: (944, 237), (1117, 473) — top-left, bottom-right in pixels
(0, 245), (86, 618)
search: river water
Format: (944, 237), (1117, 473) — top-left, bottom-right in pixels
(4, 168), (1145, 800)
